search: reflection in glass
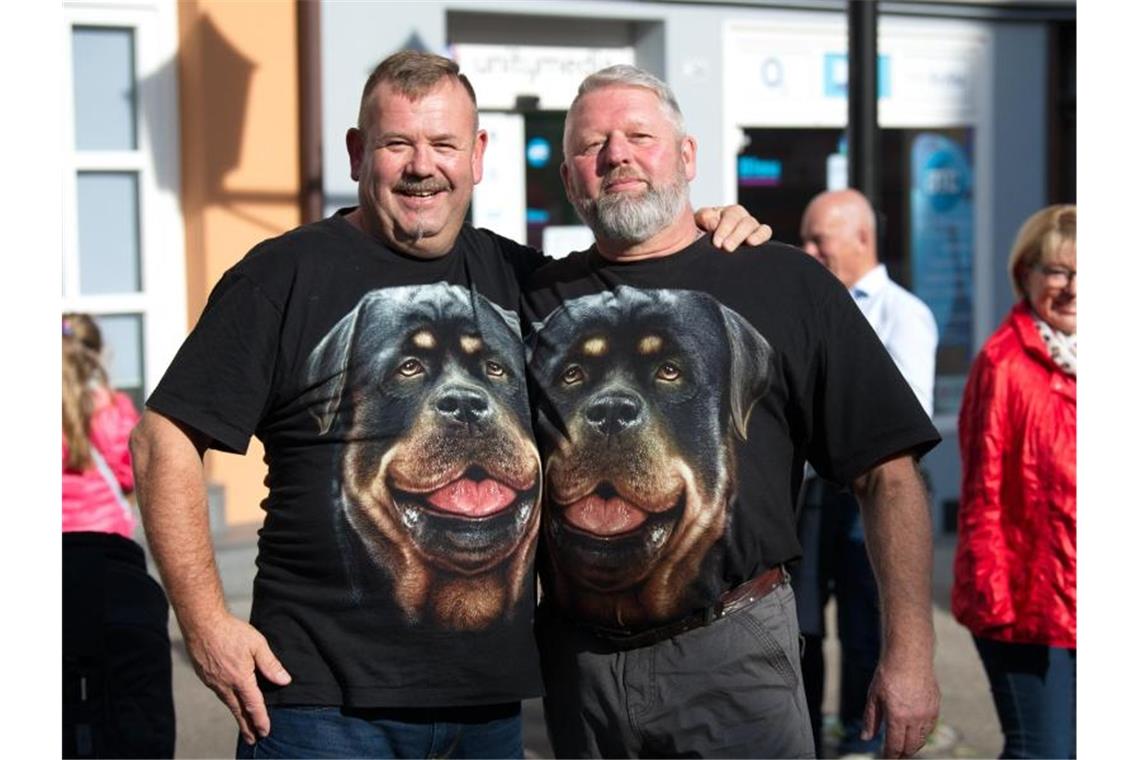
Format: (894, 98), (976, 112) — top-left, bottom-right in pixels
(735, 126), (975, 415)
(72, 26), (137, 151)
(94, 313), (145, 411)
(77, 172), (141, 295)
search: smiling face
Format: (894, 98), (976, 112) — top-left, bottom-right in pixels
(347, 79), (487, 259)
(561, 85), (696, 245)
(1022, 238), (1076, 335)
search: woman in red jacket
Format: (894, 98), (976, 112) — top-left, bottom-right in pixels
(952, 204), (1076, 759)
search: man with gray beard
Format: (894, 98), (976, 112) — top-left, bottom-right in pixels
(567, 148), (688, 245)
(522, 65), (941, 758)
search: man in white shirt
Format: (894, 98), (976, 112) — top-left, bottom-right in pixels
(795, 188), (938, 756)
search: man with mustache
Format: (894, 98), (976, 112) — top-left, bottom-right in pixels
(128, 51), (768, 758)
(523, 65), (942, 759)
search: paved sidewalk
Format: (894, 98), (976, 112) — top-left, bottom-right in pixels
(157, 532), (1001, 759)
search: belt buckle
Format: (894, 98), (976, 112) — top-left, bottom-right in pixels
(701, 603), (722, 626)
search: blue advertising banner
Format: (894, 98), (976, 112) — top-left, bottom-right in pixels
(910, 131), (974, 416)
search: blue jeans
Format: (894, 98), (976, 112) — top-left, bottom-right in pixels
(235, 702), (523, 759)
(974, 637), (1076, 759)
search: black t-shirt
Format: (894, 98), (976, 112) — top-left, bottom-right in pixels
(147, 210), (548, 707)
(522, 236), (940, 632)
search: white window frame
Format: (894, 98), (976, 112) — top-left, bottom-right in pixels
(62, 0), (185, 396)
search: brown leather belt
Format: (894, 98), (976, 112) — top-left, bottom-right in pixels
(564, 565), (789, 650)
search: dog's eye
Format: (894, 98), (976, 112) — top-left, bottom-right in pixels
(656, 362), (682, 382)
(561, 365), (584, 385)
(397, 359), (425, 377)
(485, 360), (505, 377)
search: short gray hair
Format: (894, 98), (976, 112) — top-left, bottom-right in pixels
(569, 65), (686, 136)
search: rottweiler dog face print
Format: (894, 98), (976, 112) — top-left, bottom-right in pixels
(528, 285), (772, 628)
(306, 284), (541, 630)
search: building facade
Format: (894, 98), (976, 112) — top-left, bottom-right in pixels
(61, 0), (1075, 533)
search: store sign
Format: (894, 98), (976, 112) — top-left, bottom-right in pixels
(451, 44), (635, 110)
(722, 20), (981, 127)
(822, 53), (892, 98)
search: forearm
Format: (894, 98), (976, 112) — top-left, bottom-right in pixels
(131, 411), (229, 637)
(854, 455), (935, 663)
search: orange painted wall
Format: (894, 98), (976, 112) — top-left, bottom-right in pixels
(177, 0), (300, 528)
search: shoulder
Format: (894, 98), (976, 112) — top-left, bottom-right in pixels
(526, 248), (594, 291)
(968, 315), (1030, 393)
(468, 226), (543, 260)
(741, 240), (843, 289)
(217, 220), (330, 295)
(453, 227), (547, 287)
(750, 240), (860, 313)
(978, 315), (1022, 365)
(90, 388), (139, 432)
(239, 216), (346, 274)
(689, 238), (841, 299)
(886, 278), (936, 320)
(213, 216), (358, 311)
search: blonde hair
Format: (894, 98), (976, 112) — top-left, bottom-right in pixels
(1007, 204), (1077, 299)
(62, 313), (111, 471)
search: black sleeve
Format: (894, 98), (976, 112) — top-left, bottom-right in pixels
(482, 228), (550, 283)
(145, 271), (282, 455)
(806, 284), (940, 485)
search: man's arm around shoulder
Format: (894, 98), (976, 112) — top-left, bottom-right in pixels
(851, 453), (940, 759)
(130, 410), (291, 745)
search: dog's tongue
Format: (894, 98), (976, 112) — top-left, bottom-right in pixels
(427, 478), (517, 517)
(563, 495), (647, 536)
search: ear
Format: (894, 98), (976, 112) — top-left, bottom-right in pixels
(305, 301), (366, 435)
(523, 320), (543, 365)
(719, 303), (773, 440)
(471, 129), (489, 185)
(559, 160), (573, 197)
(346, 127), (364, 182)
(681, 135), (697, 182)
(472, 289), (521, 338)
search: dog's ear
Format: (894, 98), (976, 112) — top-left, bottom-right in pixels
(472, 291), (522, 338)
(305, 301), (366, 435)
(719, 304), (773, 441)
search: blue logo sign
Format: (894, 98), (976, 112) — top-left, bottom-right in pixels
(823, 53), (892, 99)
(738, 156), (782, 187)
(920, 149), (969, 213)
(526, 137), (551, 169)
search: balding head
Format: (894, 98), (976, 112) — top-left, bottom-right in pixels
(799, 189), (878, 289)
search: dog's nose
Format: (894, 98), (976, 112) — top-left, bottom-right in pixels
(584, 392), (643, 436)
(436, 387), (491, 426)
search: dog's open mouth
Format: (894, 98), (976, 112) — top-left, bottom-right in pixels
(424, 473), (519, 518)
(548, 482), (684, 590)
(388, 466), (539, 573)
(559, 483), (670, 537)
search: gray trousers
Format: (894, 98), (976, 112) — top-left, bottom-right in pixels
(537, 583), (815, 759)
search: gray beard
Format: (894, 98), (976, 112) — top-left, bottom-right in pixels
(571, 174), (689, 244)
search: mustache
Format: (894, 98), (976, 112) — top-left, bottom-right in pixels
(394, 177), (451, 194)
(601, 168), (648, 191)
